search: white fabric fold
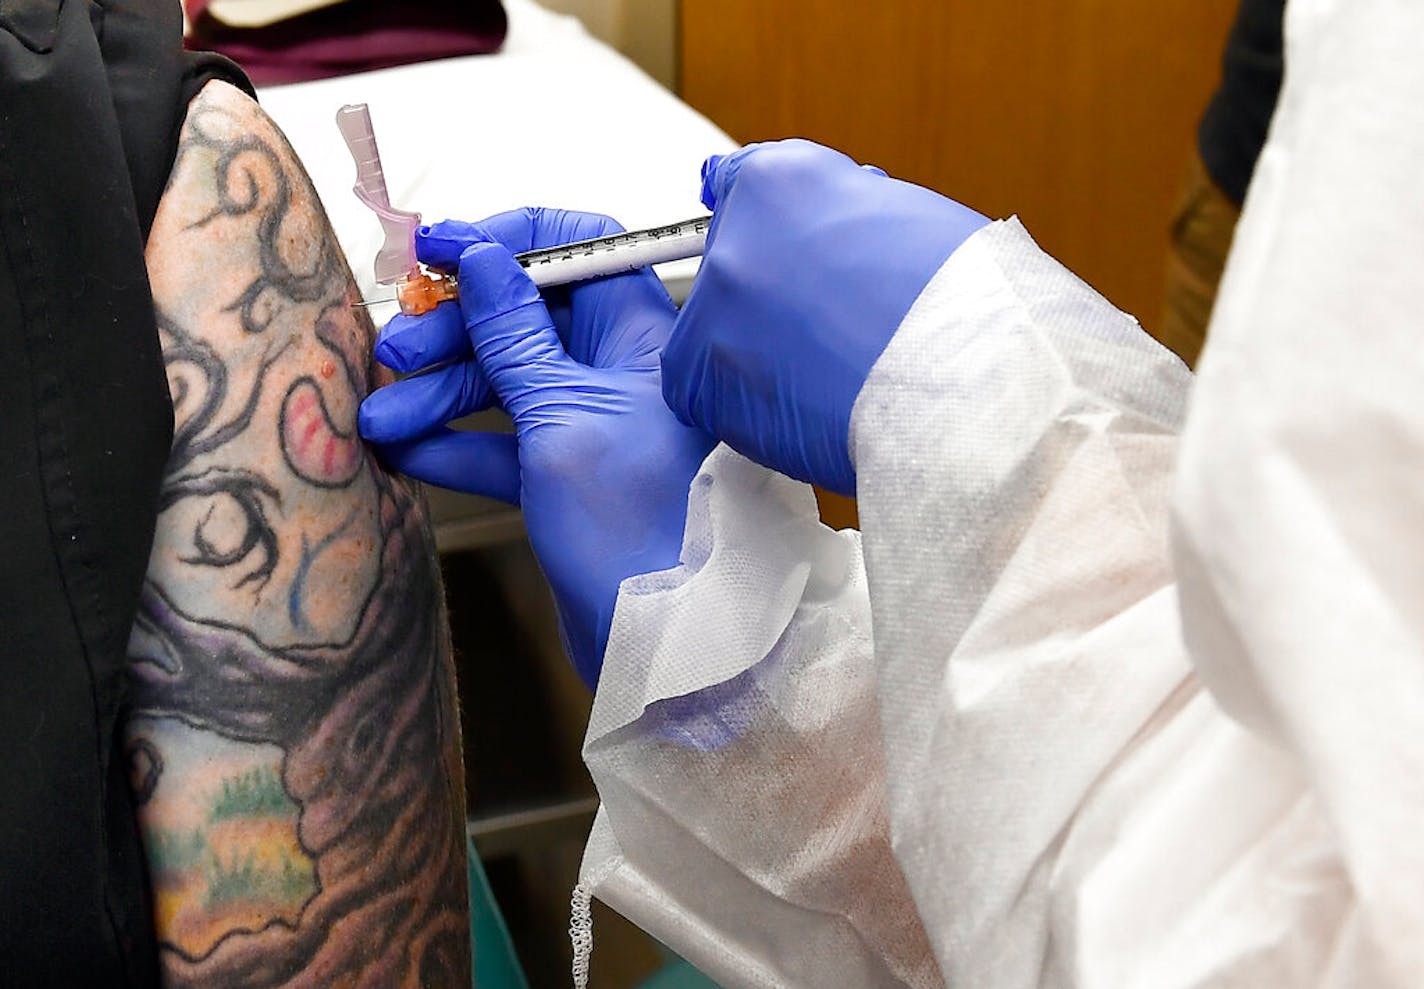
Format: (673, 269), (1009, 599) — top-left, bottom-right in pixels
(852, 218), (1197, 987)
(581, 447), (942, 988)
(1171, 0), (1424, 981)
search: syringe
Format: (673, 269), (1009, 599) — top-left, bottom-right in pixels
(357, 216), (711, 314)
(514, 216), (709, 288)
(338, 102), (709, 316)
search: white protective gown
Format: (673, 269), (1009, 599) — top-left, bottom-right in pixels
(575, 0), (1424, 985)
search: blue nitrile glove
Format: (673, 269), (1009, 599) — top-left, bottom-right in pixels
(359, 209), (715, 687)
(663, 139), (991, 495)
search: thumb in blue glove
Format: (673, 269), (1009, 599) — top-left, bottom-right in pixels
(360, 211), (714, 686)
(664, 139), (990, 495)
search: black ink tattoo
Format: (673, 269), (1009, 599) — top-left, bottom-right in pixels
(161, 467), (281, 592)
(177, 103), (344, 334)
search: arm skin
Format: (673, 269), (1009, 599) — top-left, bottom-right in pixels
(122, 80), (470, 987)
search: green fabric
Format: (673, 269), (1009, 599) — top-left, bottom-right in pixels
(465, 838), (719, 988)
(637, 958), (724, 989)
(637, 942), (724, 989)
(467, 839), (528, 988)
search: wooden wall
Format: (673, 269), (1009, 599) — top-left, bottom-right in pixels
(679, 0), (1238, 325)
(538, 0), (679, 88)
(679, 0), (1238, 526)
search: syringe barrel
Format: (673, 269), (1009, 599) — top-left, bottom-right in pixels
(517, 222), (709, 288)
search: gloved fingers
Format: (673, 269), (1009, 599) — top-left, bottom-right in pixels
(457, 242), (579, 414)
(357, 358), (493, 444)
(475, 210), (646, 362)
(420, 212), (673, 369)
(699, 142), (784, 210)
(370, 428), (522, 505)
(408, 221), (573, 358)
(417, 209), (625, 271)
(699, 139), (865, 211)
(499, 211), (673, 367)
(659, 327), (711, 432)
(374, 302), (469, 373)
(415, 218), (492, 274)
(699, 148), (743, 210)
(566, 270), (677, 369)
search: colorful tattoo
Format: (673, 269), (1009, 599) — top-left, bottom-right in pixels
(125, 82), (470, 987)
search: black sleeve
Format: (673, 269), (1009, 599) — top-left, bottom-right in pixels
(0, 2), (249, 985)
(1197, 0), (1287, 206)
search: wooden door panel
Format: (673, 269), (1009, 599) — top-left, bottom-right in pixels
(680, 0), (1238, 329)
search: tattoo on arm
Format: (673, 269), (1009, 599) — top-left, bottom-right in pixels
(125, 81), (470, 987)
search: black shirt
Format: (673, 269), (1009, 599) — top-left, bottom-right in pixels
(0, 2), (248, 983)
(1198, 0), (1287, 206)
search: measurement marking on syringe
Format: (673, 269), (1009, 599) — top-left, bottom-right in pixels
(514, 217), (711, 278)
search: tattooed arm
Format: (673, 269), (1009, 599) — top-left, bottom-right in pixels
(123, 81), (470, 987)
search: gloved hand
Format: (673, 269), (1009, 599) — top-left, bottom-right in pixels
(663, 139), (990, 495)
(359, 209), (715, 687)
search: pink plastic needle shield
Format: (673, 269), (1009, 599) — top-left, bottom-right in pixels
(336, 103), (421, 285)
(337, 104), (458, 315)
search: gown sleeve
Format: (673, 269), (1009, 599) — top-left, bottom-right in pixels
(583, 2), (1424, 974)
